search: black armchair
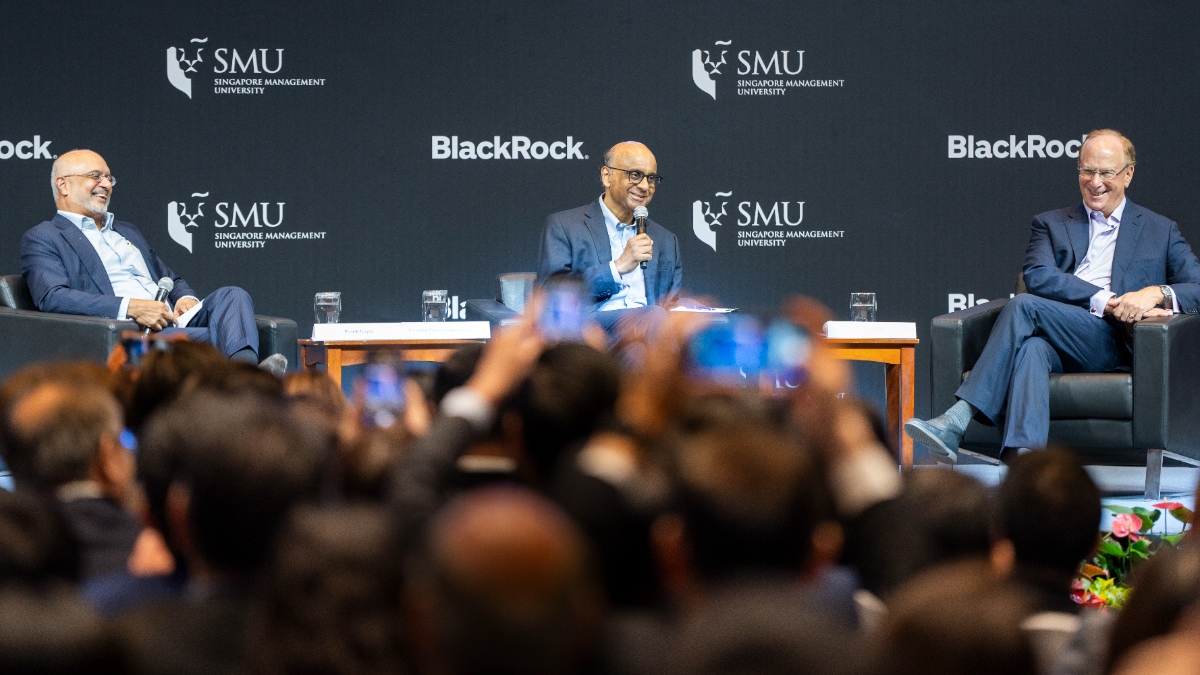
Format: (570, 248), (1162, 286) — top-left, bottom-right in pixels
(0, 275), (298, 380)
(931, 297), (1200, 499)
(464, 273), (537, 326)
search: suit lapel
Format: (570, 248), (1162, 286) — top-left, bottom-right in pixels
(583, 200), (612, 264)
(53, 214), (115, 296)
(1111, 200), (1144, 294)
(1065, 204), (1089, 270)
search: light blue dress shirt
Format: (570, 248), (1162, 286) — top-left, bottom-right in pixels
(1075, 198), (1177, 316)
(57, 210), (170, 319)
(596, 197), (647, 310)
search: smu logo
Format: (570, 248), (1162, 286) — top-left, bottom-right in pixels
(692, 191), (732, 251)
(691, 41), (731, 100)
(167, 38), (208, 98)
(167, 193), (207, 252)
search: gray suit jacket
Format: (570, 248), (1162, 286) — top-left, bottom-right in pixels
(537, 199), (683, 308)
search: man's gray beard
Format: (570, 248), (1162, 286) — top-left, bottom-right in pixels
(70, 190), (109, 218)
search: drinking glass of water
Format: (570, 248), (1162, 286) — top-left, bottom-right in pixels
(850, 293), (876, 322)
(423, 290), (449, 322)
(314, 292), (341, 324)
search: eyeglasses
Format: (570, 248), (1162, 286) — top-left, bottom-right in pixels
(60, 171), (116, 186)
(605, 166), (663, 188)
(1078, 164), (1132, 181)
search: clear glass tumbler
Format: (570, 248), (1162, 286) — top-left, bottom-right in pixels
(314, 292), (342, 323)
(422, 290), (449, 322)
(850, 292), (877, 322)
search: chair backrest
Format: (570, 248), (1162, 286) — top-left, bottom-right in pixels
(497, 273), (537, 314)
(0, 275), (35, 310)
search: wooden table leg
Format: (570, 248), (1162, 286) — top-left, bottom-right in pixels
(326, 347), (343, 387)
(885, 361), (903, 470)
(899, 345), (915, 471)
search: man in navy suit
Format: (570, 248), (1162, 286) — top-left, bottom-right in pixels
(537, 141), (682, 336)
(20, 149), (271, 366)
(906, 130), (1200, 463)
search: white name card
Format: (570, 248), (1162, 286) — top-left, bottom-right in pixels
(822, 321), (917, 339)
(312, 321), (491, 341)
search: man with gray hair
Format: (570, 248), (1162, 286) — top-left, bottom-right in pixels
(905, 129), (1200, 462)
(20, 149), (280, 368)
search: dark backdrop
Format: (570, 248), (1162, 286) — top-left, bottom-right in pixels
(3, 1), (1198, 458)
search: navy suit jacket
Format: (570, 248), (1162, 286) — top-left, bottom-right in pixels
(1023, 201), (1200, 314)
(537, 199), (683, 308)
(20, 213), (197, 318)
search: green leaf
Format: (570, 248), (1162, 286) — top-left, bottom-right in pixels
(1163, 533), (1187, 547)
(1148, 509), (1162, 524)
(1105, 505), (1136, 515)
(1098, 541), (1126, 557)
(1170, 507), (1193, 524)
(1133, 506), (1155, 520)
(1130, 539), (1151, 555)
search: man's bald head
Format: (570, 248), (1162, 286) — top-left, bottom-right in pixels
(600, 141), (658, 223)
(415, 487), (600, 675)
(51, 149), (113, 219)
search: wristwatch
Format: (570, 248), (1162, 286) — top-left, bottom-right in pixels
(1160, 285), (1174, 309)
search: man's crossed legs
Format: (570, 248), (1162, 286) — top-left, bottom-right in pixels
(906, 293), (1125, 463)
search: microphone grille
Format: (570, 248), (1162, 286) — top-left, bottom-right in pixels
(157, 277), (175, 292)
(633, 206), (649, 219)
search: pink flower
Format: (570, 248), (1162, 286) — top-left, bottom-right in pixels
(1154, 501), (1185, 510)
(1111, 513), (1143, 538)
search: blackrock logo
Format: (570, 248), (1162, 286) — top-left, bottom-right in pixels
(691, 39), (844, 99)
(947, 292), (1014, 313)
(166, 37), (325, 98)
(431, 136), (586, 160)
(0, 136), (53, 160)
(947, 134), (1086, 159)
(167, 191), (326, 253)
(692, 192), (842, 251)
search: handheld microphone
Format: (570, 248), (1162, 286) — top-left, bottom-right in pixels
(634, 206), (648, 270)
(143, 277), (175, 337)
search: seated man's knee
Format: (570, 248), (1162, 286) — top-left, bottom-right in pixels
(209, 286), (252, 305)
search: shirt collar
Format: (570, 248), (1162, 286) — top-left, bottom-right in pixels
(58, 209), (115, 232)
(598, 196), (635, 230)
(1084, 197), (1127, 227)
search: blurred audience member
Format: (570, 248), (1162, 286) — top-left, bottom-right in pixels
(0, 488), (79, 587)
(247, 505), (408, 675)
(406, 487), (602, 675)
(875, 561), (1037, 675)
(993, 448), (1101, 614)
(8, 379), (139, 580)
(1105, 544), (1200, 673)
(0, 587), (126, 673)
(117, 390), (324, 675)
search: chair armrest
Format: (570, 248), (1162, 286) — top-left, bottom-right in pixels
(1132, 314), (1200, 455)
(929, 298), (1009, 415)
(254, 315), (298, 368)
(465, 299), (520, 326)
(0, 307), (137, 380)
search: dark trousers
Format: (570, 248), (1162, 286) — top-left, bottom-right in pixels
(955, 293), (1125, 449)
(161, 286), (258, 357)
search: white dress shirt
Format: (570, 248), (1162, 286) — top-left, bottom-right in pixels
(57, 210), (194, 319)
(1075, 198), (1177, 317)
(596, 197), (648, 310)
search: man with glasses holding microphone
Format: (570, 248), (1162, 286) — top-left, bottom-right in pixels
(537, 141), (683, 336)
(905, 129), (1200, 464)
(20, 149), (280, 370)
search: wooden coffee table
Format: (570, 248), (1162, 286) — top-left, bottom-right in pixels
(822, 337), (919, 470)
(299, 338), (487, 387)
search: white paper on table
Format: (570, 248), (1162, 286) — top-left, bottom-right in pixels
(670, 305), (737, 313)
(175, 300), (204, 328)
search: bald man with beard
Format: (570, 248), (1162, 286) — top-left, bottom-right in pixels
(20, 149), (282, 370)
(537, 142), (684, 338)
